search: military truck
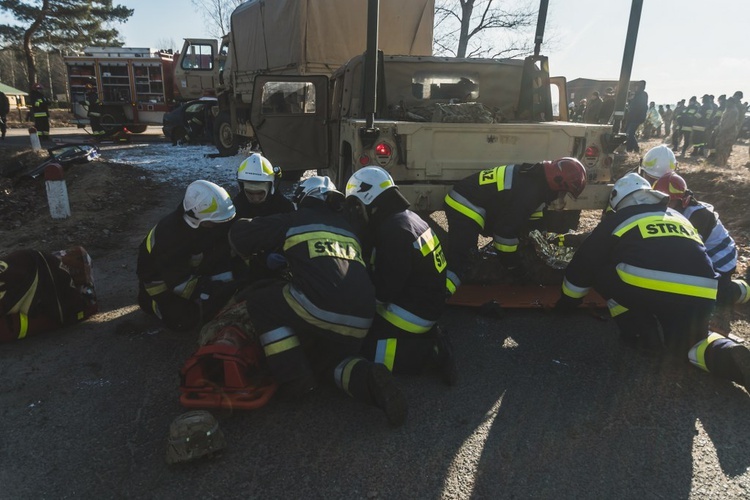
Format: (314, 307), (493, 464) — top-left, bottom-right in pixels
(202, 0), (434, 161)
(243, 0), (643, 225)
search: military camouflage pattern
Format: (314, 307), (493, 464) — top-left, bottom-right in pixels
(165, 410), (226, 464)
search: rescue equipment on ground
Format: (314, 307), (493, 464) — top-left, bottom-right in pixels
(165, 410), (226, 464)
(179, 311), (278, 410)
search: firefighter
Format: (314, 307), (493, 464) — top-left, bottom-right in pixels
(639, 144), (677, 184)
(653, 172), (749, 330)
(83, 80), (106, 140)
(690, 95), (714, 157)
(137, 180), (238, 332)
(679, 96), (701, 157)
(344, 166), (457, 385)
(231, 153), (295, 283)
(28, 82), (51, 141)
(0, 248), (97, 342)
(555, 173), (750, 393)
(443, 158), (587, 295)
(228, 176), (407, 426)
(232, 153), (294, 219)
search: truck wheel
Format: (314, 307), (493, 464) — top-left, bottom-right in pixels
(543, 210), (581, 234)
(213, 111), (239, 156)
(128, 124), (148, 134)
(100, 114), (119, 134)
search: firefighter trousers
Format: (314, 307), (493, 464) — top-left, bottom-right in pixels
(360, 315), (439, 375)
(237, 280), (374, 398)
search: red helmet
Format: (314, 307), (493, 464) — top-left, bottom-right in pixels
(32, 82), (44, 90)
(653, 171), (691, 208)
(543, 157), (587, 198)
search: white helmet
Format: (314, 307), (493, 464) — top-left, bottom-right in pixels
(640, 145), (676, 180)
(237, 153), (279, 197)
(609, 173), (652, 210)
(345, 166), (397, 206)
(292, 176), (343, 206)
(183, 180), (236, 228)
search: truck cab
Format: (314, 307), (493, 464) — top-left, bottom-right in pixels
(173, 37), (228, 101)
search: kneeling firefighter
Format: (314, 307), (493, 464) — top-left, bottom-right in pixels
(556, 173), (750, 392)
(137, 180), (238, 332)
(345, 166), (457, 385)
(228, 176), (407, 426)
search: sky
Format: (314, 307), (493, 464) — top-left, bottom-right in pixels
(9, 0), (747, 107)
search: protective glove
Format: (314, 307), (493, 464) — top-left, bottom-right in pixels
(266, 252), (288, 271)
(553, 294), (583, 315)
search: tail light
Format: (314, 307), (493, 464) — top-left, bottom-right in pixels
(374, 142), (393, 166)
(585, 145), (599, 159)
(583, 145), (600, 167)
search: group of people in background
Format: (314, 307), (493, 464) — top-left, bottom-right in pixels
(570, 85), (748, 166)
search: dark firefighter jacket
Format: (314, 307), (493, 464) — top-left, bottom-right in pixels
(0, 249), (97, 342)
(228, 201), (375, 339)
(232, 189), (294, 220)
(370, 209), (446, 332)
(84, 89), (101, 115)
(561, 201), (718, 311)
(444, 163), (555, 255)
(136, 206), (234, 301)
(29, 90), (49, 119)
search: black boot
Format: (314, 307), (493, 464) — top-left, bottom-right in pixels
(432, 326), (458, 386)
(336, 357), (407, 427)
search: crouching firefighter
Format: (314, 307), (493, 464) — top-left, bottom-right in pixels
(443, 157), (587, 295)
(344, 166), (457, 385)
(228, 176), (407, 426)
(137, 180), (238, 332)
(555, 173), (750, 393)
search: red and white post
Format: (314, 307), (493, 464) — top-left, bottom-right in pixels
(44, 163), (71, 219)
(28, 127), (42, 151)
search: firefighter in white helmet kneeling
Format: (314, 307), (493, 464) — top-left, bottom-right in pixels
(344, 166), (457, 385)
(554, 173), (750, 391)
(137, 180), (238, 332)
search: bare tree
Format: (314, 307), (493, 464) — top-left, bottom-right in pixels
(190, 0), (245, 38)
(155, 38), (180, 53)
(434, 0), (537, 59)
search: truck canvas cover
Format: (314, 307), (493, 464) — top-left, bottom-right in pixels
(230, 0), (434, 75)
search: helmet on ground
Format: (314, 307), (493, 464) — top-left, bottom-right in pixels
(292, 175), (343, 206)
(183, 180), (236, 228)
(165, 410), (226, 464)
(237, 153), (280, 203)
(543, 157), (587, 198)
(609, 172), (652, 210)
(641, 145), (676, 180)
(653, 171), (692, 209)
(345, 166), (397, 206)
